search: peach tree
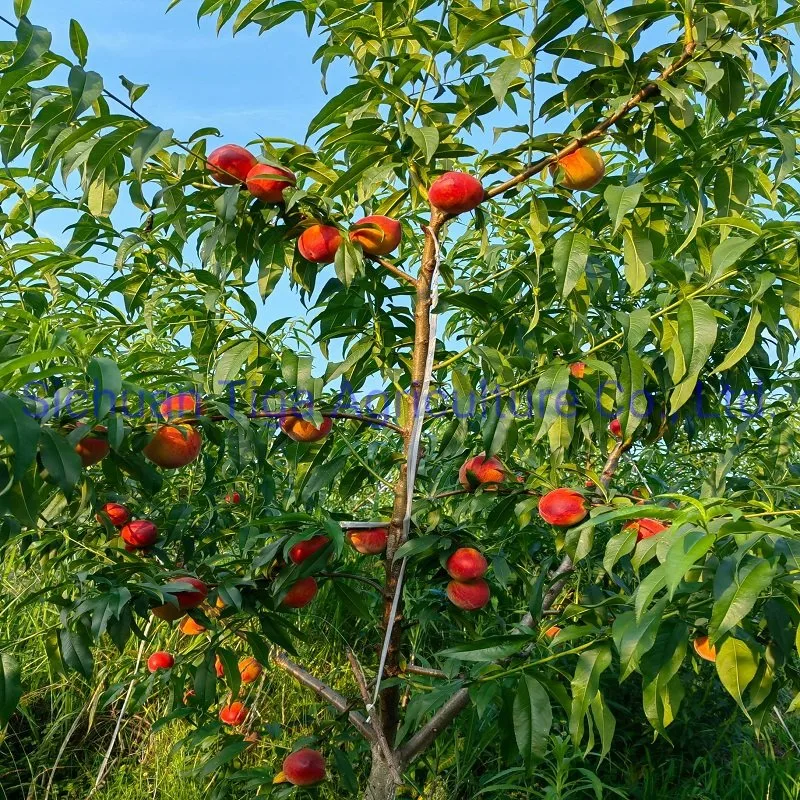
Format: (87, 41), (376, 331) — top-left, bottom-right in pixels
(1, 0), (799, 797)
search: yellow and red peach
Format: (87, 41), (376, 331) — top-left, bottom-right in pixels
(208, 144), (257, 185)
(459, 453), (506, 491)
(219, 701), (248, 726)
(447, 579), (490, 611)
(347, 528), (387, 555)
(569, 362), (586, 379)
(446, 548), (488, 581)
(225, 491), (242, 504)
(143, 425), (202, 469)
(159, 392), (197, 420)
(538, 488), (589, 527)
(147, 651), (174, 672)
(609, 418), (622, 438)
(179, 616), (206, 636)
(239, 657), (263, 684)
(297, 224), (342, 264)
(693, 635), (717, 663)
(289, 535), (331, 564)
(349, 215), (402, 256)
(428, 172), (485, 215)
(246, 163), (296, 203)
(280, 414), (332, 443)
(549, 147), (605, 190)
(282, 748), (326, 786)
(96, 502), (130, 527)
(281, 577), (318, 608)
(75, 426), (110, 467)
(625, 518), (669, 542)
(120, 520), (158, 549)
(544, 625), (561, 639)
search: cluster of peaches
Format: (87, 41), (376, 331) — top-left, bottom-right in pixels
(202, 141), (606, 266)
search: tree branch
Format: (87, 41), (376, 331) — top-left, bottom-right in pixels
(398, 687), (471, 765)
(272, 650), (375, 742)
(367, 255), (418, 287)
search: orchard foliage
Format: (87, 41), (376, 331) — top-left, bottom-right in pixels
(1, 0), (800, 797)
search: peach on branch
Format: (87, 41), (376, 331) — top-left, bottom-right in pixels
(215, 654), (225, 678)
(219, 701), (248, 726)
(279, 748), (326, 787)
(349, 215), (402, 256)
(208, 144), (257, 185)
(447, 579), (490, 611)
(538, 488), (589, 527)
(458, 453), (506, 491)
(609, 418), (623, 438)
(549, 146), (605, 190)
(569, 362), (586, 379)
(96, 502), (130, 527)
(624, 518), (669, 542)
(179, 616), (206, 636)
(428, 171), (484, 215)
(281, 576), (318, 608)
(297, 223), (342, 264)
(225, 491), (242, 505)
(446, 548), (488, 581)
(289, 535), (331, 564)
(246, 163), (296, 203)
(143, 424), (202, 469)
(279, 414), (332, 443)
(74, 426), (109, 467)
(153, 577), (209, 619)
(239, 657), (263, 684)
(147, 651), (174, 672)
(347, 527), (387, 555)
(159, 392), (197, 420)
(693, 635), (717, 663)
(120, 519), (158, 549)
(544, 625), (561, 639)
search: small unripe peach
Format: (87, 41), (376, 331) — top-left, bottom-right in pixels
(239, 657), (263, 684)
(225, 491), (241, 504)
(446, 579), (490, 611)
(147, 651), (174, 672)
(549, 147), (605, 190)
(428, 171), (484, 215)
(120, 520), (158, 549)
(143, 425), (202, 469)
(693, 635), (717, 663)
(208, 144), (257, 185)
(179, 616), (206, 636)
(349, 215), (402, 256)
(297, 224), (342, 264)
(289, 535), (331, 564)
(459, 453), (506, 491)
(219, 701), (248, 726)
(446, 548), (488, 581)
(281, 577), (318, 608)
(624, 518), (669, 542)
(159, 392), (197, 419)
(538, 488), (589, 527)
(347, 528), (387, 555)
(280, 414), (332, 443)
(569, 362), (586, 379)
(75, 426), (110, 467)
(282, 748), (326, 786)
(246, 163), (296, 203)
(96, 502), (130, 527)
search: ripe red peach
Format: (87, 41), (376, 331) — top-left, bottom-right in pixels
(549, 147), (605, 190)
(625, 518), (669, 543)
(282, 748), (326, 786)
(208, 144), (257, 185)
(280, 414), (333, 443)
(281, 577), (318, 608)
(297, 224), (342, 264)
(159, 392), (197, 419)
(446, 548), (488, 581)
(75, 426), (110, 467)
(219, 701), (248, 726)
(446, 579), (490, 611)
(147, 651), (174, 672)
(143, 424), (202, 469)
(459, 453), (506, 491)
(289, 535), (331, 564)
(538, 488), (589, 527)
(246, 163), (296, 203)
(610, 418), (622, 438)
(96, 502), (130, 527)
(428, 171), (484, 215)
(225, 491), (242, 505)
(120, 520), (158, 549)
(347, 528), (387, 555)
(153, 577), (208, 618)
(349, 215), (402, 256)
(239, 657), (262, 684)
